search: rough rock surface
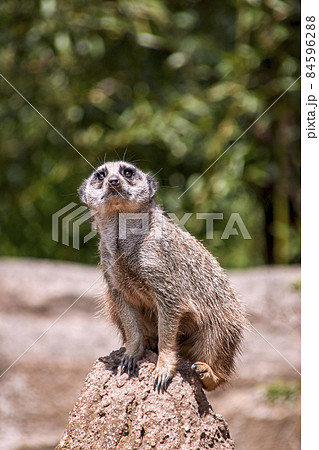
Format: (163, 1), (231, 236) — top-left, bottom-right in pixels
(57, 349), (234, 449)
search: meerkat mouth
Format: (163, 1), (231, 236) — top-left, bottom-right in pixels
(101, 188), (127, 202)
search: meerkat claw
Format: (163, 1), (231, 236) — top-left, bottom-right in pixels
(153, 374), (158, 390)
(120, 358), (126, 375)
(157, 378), (162, 393)
(132, 362), (137, 376)
(153, 370), (172, 393)
(121, 354), (138, 377)
(160, 377), (169, 393)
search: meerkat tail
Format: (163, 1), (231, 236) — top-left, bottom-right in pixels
(191, 362), (221, 391)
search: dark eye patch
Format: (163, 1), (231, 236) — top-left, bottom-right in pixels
(123, 167), (135, 179)
(94, 170), (105, 182)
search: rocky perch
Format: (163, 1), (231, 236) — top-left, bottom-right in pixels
(56, 349), (235, 449)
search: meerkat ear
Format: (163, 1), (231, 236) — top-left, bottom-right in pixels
(78, 180), (88, 205)
(147, 174), (158, 199)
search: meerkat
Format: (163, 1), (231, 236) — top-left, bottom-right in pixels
(79, 161), (247, 392)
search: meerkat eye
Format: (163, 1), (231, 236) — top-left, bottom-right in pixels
(123, 168), (134, 178)
(96, 171), (105, 181)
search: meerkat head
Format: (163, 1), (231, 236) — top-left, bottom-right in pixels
(78, 161), (158, 212)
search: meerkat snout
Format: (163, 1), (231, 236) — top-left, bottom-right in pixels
(108, 176), (121, 187)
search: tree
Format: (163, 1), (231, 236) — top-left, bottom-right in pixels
(0, 0), (300, 268)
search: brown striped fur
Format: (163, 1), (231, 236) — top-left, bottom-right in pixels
(79, 161), (247, 391)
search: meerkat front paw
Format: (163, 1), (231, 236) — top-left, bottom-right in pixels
(153, 354), (176, 393)
(120, 344), (144, 378)
(120, 353), (140, 377)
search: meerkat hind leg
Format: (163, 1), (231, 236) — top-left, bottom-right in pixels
(191, 362), (220, 391)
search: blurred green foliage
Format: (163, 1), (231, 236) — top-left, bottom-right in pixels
(265, 381), (300, 404)
(0, 0), (300, 268)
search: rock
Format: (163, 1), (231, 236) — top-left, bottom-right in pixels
(56, 349), (234, 449)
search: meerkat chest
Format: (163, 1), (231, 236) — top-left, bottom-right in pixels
(98, 216), (156, 308)
(101, 250), (154, 309)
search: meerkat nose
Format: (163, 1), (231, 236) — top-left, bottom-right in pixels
(108, 176), (120, 187)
